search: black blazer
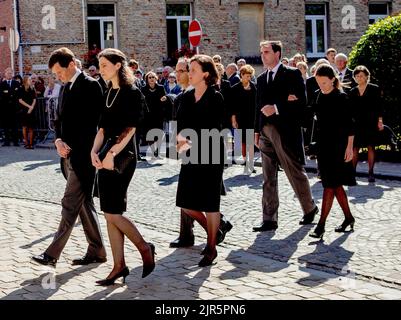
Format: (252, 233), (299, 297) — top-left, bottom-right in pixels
(213, 79), (232, 129)
(231, 81), (257, 129)
(228, 74), (241, 87)
(341, 68), (357, 91)
(0, 79), (21, 113)
(55, 72), (103, 196)
(255, 64), (307, 164)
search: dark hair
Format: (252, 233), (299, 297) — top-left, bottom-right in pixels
(144, 71), (158, 85)
(353, 65), (371, 82)
(48, 47), (75, 69)
(260, 40), (282, 59)
(315, 64), (341, 89)
(189, 54), (219, 86)
(13, 74), (23, 83)
(98, 48), (135, 88)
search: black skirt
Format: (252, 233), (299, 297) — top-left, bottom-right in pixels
(176, 164), (224, 212)
(97, 161), (136, 214)
(20, 111), (36, 128)
(318, 147), (356, 189)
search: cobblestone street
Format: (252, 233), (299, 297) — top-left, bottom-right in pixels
(1, 147), (401, 300)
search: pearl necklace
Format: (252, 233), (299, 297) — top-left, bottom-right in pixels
(106, 88), (120, 108)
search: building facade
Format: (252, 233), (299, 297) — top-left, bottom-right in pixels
(0, 0), (14, 75)
(1, 0), (400, 74)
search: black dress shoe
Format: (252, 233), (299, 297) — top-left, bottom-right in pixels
(142, 243), (156, 278)
(217, 220), (233, 244)
(72, 255), (107, 266)
(252, 221), (278, 232)
(169, 236), (195, 248)
(32, 253), (57, 267)
(96, 267), (130, 286)
(309, 223), (325, 239)
(299, 206), (319, 225)
(335, 217), (355, 232)
(199, 249), (217, 267)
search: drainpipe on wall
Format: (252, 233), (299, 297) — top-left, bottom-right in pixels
(15, 0), (23, 75)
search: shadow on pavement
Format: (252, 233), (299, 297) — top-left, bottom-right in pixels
(223, 173), (263, 191)
(156, 174), (179, 186)
(20, 233), (56, 250)
(221, 225), (314, 279)
(23, 159), (59, 172)
(84, 247), (212, 300)
(1, 265), (98, 300)
(296, 232), (354, 287)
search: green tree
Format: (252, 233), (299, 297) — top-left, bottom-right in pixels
(349, 13), (401, 137)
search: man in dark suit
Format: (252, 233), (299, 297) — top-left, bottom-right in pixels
(0, 68), (21, 146)
(32, 48), (106, 267)
(226, 63), (241, 87)
(253, 41), (319, 232)
(335, 53), (356, 90)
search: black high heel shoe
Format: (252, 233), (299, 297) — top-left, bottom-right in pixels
(309, 224), (325, 239)
(335, 217), (355, 232)
(96, 266), (129, 286)
(142, 243), (156, 278)
(199, 249), (217, 267)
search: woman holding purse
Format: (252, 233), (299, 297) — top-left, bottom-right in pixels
(91, 48), (155, 285)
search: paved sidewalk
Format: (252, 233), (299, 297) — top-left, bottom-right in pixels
(1, 146), (401, 300)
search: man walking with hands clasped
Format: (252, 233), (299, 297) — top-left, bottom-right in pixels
(253, 41), (319, 232)
(32, 48), (106, 267)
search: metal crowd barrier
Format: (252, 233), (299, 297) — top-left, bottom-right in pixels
(33, 96), (59, 143)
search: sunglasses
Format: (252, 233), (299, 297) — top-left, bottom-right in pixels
(148, 76), (156, 79)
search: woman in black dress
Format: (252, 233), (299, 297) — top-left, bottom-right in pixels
(142, 71), (167, 158)
(231, 64), (257, 174)
(91, 49), (155, 285)
(18, 76), (37, 149)
(309, 64), (356, 239)
(349, 66), (384, 183)
(176, 55), (226, 267)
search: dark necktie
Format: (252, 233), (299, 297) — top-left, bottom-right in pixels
(8, 80), (11, 88)
(267, 71), (274, 87)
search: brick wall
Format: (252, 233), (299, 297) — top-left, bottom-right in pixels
(264, 0), (306, 59)
(17, 0), (86, 75)
(116, 0), (167, 71)
(329, 0), (369, 55)
(0, 0), (14, 74)
(194, 0), (239, 66)
(5, 0), (401, 75)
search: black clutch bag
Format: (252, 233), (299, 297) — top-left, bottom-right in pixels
(98, 137), (136, 174)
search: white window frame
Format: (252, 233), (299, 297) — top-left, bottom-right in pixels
(305, 5), (328, 58)
(87, 2), (118, 50)
(166, 5), (192, 50)
(369, 2), (389, 24)
(87, 17), (117, 49)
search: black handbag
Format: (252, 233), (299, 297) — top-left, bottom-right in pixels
(305, 114), (319, 159)
(305, 92), (321, 160)
(98, 137), (136, 174)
